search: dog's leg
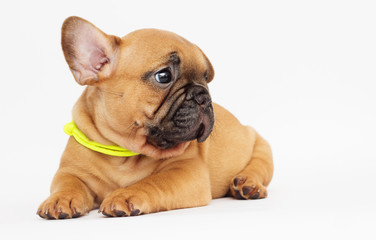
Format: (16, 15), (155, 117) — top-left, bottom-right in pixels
(37, 171), (94, 219)
(230, 132), (273, 199)
(99, 158), (211, 217)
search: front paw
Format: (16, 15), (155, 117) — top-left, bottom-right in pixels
(37, 192), (90, 219)
(99, 189), (149, 217)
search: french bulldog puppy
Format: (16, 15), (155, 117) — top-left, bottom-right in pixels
(37, 16), (273, 219)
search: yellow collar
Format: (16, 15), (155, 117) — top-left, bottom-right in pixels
(64, 121), (139, 157)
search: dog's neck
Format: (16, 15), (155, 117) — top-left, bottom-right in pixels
(72, 87), (128, 150)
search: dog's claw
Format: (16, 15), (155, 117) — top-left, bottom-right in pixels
(114, 210), (126, 217)
(251, 192), (260, 199)
(58, 212), (69, 219)
(233, 177), (247, 187)
(102, 211), (113, 217)
(234, 190), (244, 200)
(72, 208), (81, 218)
(130, 209), (141, 216)
(242, 186), (252, 196)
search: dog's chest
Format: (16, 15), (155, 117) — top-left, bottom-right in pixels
(97, 156), (158, 189)
(112, 157), (157, 187)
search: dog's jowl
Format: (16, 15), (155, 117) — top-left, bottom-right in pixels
(37, 16), (273, 219)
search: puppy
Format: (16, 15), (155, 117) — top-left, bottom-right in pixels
(37, 16), (273, 219)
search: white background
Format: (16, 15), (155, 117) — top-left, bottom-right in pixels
(1, 0), (375, 239)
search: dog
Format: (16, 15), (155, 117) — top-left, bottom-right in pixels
(37, 16), (274, 219)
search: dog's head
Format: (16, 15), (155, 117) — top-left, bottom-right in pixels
(62, 16), (215, 159)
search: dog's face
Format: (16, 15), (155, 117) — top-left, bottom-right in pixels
(62, 17), (214, 159)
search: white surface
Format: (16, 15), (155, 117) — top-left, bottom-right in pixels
(1, 0), (375, 239)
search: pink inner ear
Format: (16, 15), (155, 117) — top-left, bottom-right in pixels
(88, 47), (109, 73)
(71, 43), (110, 85)
(77, 34), (110, 73)
(69, 23), (113, 84)
(63, 18), (119, 85)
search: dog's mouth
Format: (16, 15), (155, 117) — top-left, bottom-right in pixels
(146, 85), (214, 150)
(147, 120), (210, 150)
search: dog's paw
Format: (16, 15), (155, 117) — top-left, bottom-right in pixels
(99, 189), (148, 217)
(37, 192), (89, 219)
(230, 176), (268, 200)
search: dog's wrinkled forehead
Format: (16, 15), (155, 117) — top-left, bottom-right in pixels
(119, 29), (207, 74)
(140, 52), (180, 80)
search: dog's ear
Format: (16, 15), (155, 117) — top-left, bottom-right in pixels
(197, 47), (215, 83)
(61, 16), (121, 85)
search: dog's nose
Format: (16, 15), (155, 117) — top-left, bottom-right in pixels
(186, 85), (211, 108)
(194, 92), (211, 106)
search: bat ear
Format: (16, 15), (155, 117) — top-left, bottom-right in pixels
(61, 16), (121, 85)
(197, 46), (215, 83)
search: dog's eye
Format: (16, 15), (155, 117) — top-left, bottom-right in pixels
(155, 69), (172, 84)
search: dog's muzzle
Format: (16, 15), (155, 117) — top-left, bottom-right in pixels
(147, 85), (214, 149)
